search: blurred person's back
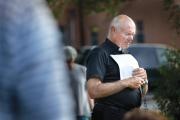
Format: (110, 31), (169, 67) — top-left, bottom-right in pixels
(64, 46), (92, 120)
(0, 0), (74, 120)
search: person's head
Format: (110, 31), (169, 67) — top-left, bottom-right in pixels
(123, 109), (168, 120)
(107, 14), (136, 49)
(64, 46), (78, 68)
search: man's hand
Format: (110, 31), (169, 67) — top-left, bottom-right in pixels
(132, 68), (147, 81)
(124, 77), (145, 89)
(132, 68), (148, 95)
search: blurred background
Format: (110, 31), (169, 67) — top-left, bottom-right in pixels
(47, 0), (180, 119)
(1, 0), (179, 120)
(47, 0), (180, 49)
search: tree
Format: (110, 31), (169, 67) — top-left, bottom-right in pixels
(47, 0), (180, 45)
(163, 0), (180, 34)
(153, 49), (180, 120)
(47, 0), (132, 45)
(47, 0), (132, 18)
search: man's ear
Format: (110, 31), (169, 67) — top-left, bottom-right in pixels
(111, 26), (116, 33)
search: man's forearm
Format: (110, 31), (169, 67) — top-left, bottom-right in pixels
(87, 78), (128, 99)
(87, 76), (145, 99)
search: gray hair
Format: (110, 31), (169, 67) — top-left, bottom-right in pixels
(107, 15), (122, 38)
(64, 46), (78, 61)
(107, 15), (135, 39)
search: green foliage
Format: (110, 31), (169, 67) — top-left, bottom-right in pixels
(163, 0), (180, 34)
(47, 0), (130, 18)
(47, 0), (72, 18)
(153, 49), (180, 120)
(78, 0), (125, 16)
(47, 0), (180, 34)
(163, 0), (174, 10)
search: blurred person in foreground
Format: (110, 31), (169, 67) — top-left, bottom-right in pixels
(0, 0), (74, 120)
(64, 46), (94, 120)
(86, 14), (148, 120)
(123, 108), (168, 120)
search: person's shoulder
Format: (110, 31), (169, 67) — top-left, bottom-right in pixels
(74, 64), (86, 74)
(90, 45), (107, 56)
(75, 64), (86, 70)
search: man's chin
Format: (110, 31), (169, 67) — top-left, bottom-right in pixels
(119, 43), (131, 49)
(122, 45), (129, 49)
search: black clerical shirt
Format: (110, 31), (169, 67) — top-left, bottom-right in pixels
(86, 39), (141, 110)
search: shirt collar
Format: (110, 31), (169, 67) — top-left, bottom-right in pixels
(104, 38), (123, 54)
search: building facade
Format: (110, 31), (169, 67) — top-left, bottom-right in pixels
(59, 0), (180, 49)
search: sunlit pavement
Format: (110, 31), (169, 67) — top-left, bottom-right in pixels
(141, 92), (159, 111)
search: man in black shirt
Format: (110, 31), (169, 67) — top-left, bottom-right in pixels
(86, 15), (148, 120)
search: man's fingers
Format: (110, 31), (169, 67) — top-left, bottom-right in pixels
(132, 72), (144, 77)
(132, 68), (147, 80)
(128, 77), (144, 89)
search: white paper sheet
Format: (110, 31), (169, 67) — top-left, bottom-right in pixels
(110, 54), (139, 80)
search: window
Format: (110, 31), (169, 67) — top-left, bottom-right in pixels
(135, 20), (145, 43)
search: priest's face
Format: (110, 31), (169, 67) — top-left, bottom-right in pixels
(113, 21), (136, 49)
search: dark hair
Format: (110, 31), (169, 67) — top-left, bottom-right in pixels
(123, 109), (168, 120)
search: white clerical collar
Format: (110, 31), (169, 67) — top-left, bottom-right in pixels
(118, 48), (122, 51)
